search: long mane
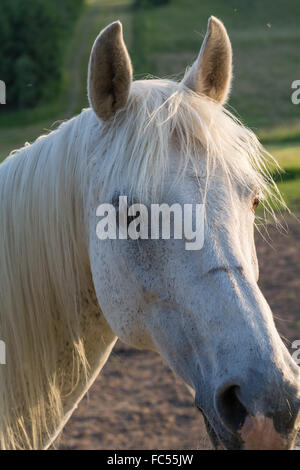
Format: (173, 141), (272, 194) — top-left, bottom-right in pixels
(0, 110), (99, 449)
(0, 77), (281, 449)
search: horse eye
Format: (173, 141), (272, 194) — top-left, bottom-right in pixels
(252, 197), (260, 211)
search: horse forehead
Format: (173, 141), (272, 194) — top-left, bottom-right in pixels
(166, 150), (249, 197)
(163, 172), (241, 211)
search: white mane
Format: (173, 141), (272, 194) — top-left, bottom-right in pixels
(0, 77), (282, 449)
(0, 109), (99, 449)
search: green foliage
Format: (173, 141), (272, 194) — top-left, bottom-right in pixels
(0, 0), (84, 110)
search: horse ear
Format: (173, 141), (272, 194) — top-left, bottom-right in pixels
(88, 21), (133, 121)
(183, 16), (232, 104)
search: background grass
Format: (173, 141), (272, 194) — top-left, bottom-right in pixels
(131, 0), (300, 212)
(132, 0), (300, 129)
(1, 0), (300, 211)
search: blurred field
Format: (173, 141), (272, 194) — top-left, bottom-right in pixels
(0, 0), (133, 159)
(132, 0), (300, 129)
(1, 0), (300, 450)
(131, 0), (300, 209)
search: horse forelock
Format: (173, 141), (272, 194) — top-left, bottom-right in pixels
(97, 78), (283, 216)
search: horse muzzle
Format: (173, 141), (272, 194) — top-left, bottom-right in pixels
(196, 375), (300, 450)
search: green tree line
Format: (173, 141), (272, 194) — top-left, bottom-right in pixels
(0, 0), (84, 109)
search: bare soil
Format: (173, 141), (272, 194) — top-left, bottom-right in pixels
(59, 216), (300, 450)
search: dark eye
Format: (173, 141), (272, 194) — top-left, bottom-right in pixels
(252, 197), (260, 211)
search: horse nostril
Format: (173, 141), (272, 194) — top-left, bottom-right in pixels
(216, 385), (248, 433)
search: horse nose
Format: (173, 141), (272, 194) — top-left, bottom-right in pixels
(215, 384), (248, 433)
(214, 379), (300, 449)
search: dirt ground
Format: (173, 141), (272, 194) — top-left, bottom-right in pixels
(59, 216), (300, 450)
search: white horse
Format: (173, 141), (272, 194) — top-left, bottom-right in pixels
(0, 17), (299, 450)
